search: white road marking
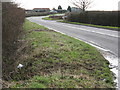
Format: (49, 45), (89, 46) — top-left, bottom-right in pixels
(54, 22), (119, 38)
(28, 18), (119, 88)
(28, 17), (119, 38)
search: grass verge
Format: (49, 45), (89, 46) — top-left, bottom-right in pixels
(58, 20), (119, 30)
(42, 17), (62, 20)
(10, 19), (114, 88)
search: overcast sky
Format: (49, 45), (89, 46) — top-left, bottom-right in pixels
(13, 0), (119, 11)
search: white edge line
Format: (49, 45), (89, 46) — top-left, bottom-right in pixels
(39, 18), (119, 38)
(46, 26), (118, 88)
(56, 23), (119, 38)
(28, 18), (117, 56)
(45, 26), (117, 56)
(28, 17), (119, 38)
(28, 20), (119, 88)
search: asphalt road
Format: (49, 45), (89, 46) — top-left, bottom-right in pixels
(27, 16), (119, 57)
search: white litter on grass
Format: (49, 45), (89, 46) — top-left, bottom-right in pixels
(26, 19), (119, 88)
(17, 64), (24, 69)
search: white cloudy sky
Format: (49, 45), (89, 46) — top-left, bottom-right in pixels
(13, 0), (119, 11)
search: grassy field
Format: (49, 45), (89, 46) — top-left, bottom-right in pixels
(58, 20), (119, 30)
(10, 20), (114, 88)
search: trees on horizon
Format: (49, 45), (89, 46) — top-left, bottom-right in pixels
(58, 5), (62, 9)
(67, 6), (71, 12)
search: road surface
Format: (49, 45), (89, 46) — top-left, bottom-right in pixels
(27, 16), (119, 57)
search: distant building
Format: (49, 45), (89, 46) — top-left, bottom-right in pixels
(71, 7), (82, 12)
(33, 8), (50, 12)
(25, 10), (33, 14)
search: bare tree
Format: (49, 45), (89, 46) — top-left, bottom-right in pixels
(71, 0), (92, 12)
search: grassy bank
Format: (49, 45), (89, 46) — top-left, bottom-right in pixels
(58, 20), (119, 30)
(10, 20), (114, 88)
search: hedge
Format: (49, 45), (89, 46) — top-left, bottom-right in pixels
(2, 2), (25, 80)
(66, 11), (119, 27)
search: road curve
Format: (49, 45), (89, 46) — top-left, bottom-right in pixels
(27, 16), (119, 57)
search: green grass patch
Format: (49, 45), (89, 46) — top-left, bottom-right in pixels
(23, 19), (48, 31)
(11, 19), (114, 88)
(58, 20), (119, 30)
